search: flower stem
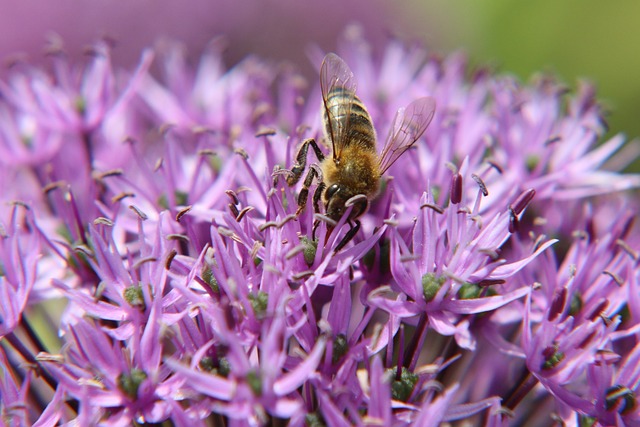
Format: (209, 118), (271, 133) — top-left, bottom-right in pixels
(5, 332), (58, 391)
(503, 367), (539, 411)
(397, 325), (405, 378)
(403, 314), (429, 371)
(6, 330), (80, 414)
(22, 317), (50, 354)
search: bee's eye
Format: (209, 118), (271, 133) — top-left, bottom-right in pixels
(325, 184), (340, 200)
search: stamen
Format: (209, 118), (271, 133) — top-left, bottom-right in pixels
(175, 206), (192, 221)
(345, 194), (367, 207)
(510, 188), (536, 215)
(450, 173), (462, 204)
(165, 250), (178, 270)
(93, 217), (114, 226)
(112, 192), (135, 203)
(255, 127), (277, 137)
(420, 202), (444, 214)
(547, 288), (567, 322)
(471, 173), (488, 196)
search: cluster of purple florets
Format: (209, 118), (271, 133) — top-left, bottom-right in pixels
(1, 30), (639, 426)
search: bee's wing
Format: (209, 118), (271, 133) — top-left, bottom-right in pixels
(378, 96), (436, 175)
(320, 53), (357, 160)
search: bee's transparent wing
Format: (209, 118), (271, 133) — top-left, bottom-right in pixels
(320, 53), (357, 160)
(378, 97), (436, 175)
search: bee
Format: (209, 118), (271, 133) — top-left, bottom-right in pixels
(286, 53), (436, 250)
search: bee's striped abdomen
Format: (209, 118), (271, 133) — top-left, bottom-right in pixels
(323, 87), (377, 152)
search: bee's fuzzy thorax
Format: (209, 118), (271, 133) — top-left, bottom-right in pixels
(321, 146), (380, 198)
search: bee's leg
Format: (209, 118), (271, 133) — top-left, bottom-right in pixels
(334, 220), (361, 253)
(296, 165), (324, 216)
(313, 181), (326, 214)
(286, 138), (325, 186)
(310, 181), (325, 241)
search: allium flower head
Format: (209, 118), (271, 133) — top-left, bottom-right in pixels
(1, 27), (639, 426)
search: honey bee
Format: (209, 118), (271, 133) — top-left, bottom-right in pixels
(286, 53), (436, 250)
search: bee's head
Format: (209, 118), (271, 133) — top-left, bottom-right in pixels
(324, 184), (368, 223)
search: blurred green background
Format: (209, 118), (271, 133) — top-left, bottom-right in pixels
(409, 0), (640, 171)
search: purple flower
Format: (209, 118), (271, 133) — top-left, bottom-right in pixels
(1, 27), (639, 426)
(0, 346), (31, 425)
(0, 205), (39, 338)
(369, 175), (556, 351)
(507, 203), (640, 423)
(588, 341), (640, 425)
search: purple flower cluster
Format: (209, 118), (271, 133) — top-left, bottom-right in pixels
(1, 29), (640, 426)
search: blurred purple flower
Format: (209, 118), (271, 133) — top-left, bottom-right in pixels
(0, 26), (639, 427)
(0, 205), (39, 338)
(0, 0), (407, 83)
(0, 346), (31, 425)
